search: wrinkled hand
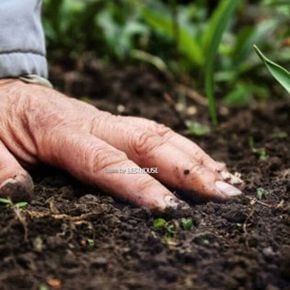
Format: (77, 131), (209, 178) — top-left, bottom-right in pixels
(0, 79), (243, 211)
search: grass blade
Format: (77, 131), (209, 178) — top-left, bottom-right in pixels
(142, 8), (204, 66)
(253, 45), (290, 94)
(204, 0), (238, 126)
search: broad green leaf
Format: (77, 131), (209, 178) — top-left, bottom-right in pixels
(254, 45), (290, 94)
(204, 0), (239, 126)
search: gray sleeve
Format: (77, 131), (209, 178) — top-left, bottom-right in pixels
(0, 0), (48, 79)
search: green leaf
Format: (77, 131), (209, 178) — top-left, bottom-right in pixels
(249, 136), (269, 161)
(39, 284), (50, 290)
(181, 218), (193, 230)
(223, 83), (252, 107)
(256, 187), (269, 200)
(87, 239), (95, 247)
(0, 198), (11, 205)
(15, 202), (28, 209)
(185, 121), (210, 136)
(255, 148), (269, 161)
(202, 0), (237, 51)
(232, 26), (256, 66)
(142, 8), (204, 66)
(231, 20), (277, 67)
(153, 218), (166, 229)
(204, 0), (239, 126)
(253, 45), (290, 94)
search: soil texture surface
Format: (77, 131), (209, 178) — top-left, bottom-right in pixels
(0, 62), (289, 290)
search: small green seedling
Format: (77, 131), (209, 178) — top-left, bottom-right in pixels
(0, 198), (28, 209)
(153, 218), (167, 229)
(256, 187), (269, 200)
(14, 202), (29, 209)
(181, 217), (193, 230)
(153, 218), (177, 242)
(166, 223), (177, 235)
(186, 121), (211, 137)
(87, 239), (95, 248)
(38, 285), (50, 290)
(249, 136), (269, 161)
(203, 239), (210, 245)
(254, 45), (290, 94)
(0, 197), (11, 205)
(253, 148), (268, 161)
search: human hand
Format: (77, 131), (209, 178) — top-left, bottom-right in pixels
(0, 79), (243, 211)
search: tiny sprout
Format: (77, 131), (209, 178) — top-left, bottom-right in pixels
(0, 198), (28, 209)
(15, 202), (28, 209)
(181, 217), (193, 230)
(186, 121), (211, 137)
(254, 148), (268, 161)
(249, 136), (269, 161)
(153, 218), (166, 229)
(0, 197), (11, 205)
(256, 187), (269, 200)
(39, 284), (50, 290)
(87, 239), (95, 247)
(203, 239), (210, 245)
(166, 223), (176, 235)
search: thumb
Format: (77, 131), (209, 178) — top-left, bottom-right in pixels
(0, 141), (34, 202)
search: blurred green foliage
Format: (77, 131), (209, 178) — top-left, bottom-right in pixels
(43, 0), (290, 120)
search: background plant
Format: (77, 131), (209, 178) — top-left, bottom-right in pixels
(43, 0), (290, 124)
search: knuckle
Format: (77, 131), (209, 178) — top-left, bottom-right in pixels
(131, 130), (163, 158)
(90, 146), (127, 174)
(135, 176), (157, 193)
(23, 98), (66, 134)
(150, 122), (172, 137)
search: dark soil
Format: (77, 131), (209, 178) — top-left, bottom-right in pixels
(0, 61), (289, 290)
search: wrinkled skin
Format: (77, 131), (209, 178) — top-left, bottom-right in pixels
(0, 79), (243, 212)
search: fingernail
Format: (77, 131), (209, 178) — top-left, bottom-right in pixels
(215, 181), (242, 197)
(164, 195), (190, 210)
